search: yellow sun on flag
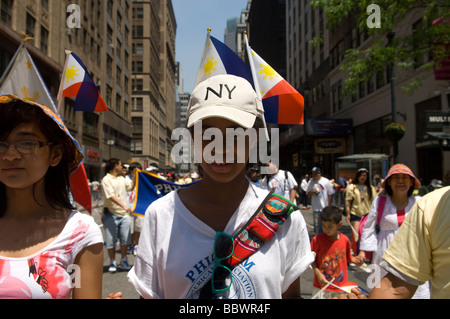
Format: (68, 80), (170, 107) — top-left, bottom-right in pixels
(25, 61), (32, 69)
(21, 86), (40, 102)
(202, 56), (218, 77)
(258, 63), (279, 81)
(65, 64), (81, 83)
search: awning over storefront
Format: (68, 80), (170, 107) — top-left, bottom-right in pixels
(336, 153), (390, 180)
(416, 132), (450, 150)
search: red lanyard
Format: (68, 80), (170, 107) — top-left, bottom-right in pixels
(397, 208), (406, 227)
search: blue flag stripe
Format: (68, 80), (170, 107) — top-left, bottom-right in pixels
(132, 170), (198, 216)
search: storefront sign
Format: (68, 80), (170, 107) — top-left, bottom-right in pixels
(426, 112), (450, 128)
(83, 146), (102, 164)
(314, 138), (346, 154)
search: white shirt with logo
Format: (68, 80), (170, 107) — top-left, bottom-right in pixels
(128, 183), (314, 299)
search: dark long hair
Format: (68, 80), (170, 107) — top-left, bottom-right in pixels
(384, 176), (415, 197)
(353, 168), (374, 200)
(0, 101), (75, 216)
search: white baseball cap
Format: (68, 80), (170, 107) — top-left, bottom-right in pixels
(186, 74), (264, 129)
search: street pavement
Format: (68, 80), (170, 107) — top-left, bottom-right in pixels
(83, 197), (370, 299)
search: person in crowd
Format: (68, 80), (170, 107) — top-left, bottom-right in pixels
(247, 163), (268, 190)
(127, 74), (314, 299)
(373, 174), (383, 195)
(126, 162), (142, 256)
(267, 162), (298, 203)
(338, 186), (450, 299)
(102, 158), (135, 273)
(307, 167), (335, 234)
(311, 206), (363, 299)
(345, 168), (376, 256)
(90, 179), (101, 204)
(0, 94), (110, 298)
(300, 174), (310, 209)
(358, 163), (430, 299)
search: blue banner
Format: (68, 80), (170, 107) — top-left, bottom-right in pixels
(132, 170), (198, 216)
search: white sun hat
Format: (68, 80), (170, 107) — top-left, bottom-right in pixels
(186, 74), (264, 129)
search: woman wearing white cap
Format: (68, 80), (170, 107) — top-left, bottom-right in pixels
(128, 74), (314, 299)
(0, 94), (121, 299)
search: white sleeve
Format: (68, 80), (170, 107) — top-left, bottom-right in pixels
(326, 180), (335, 195)
(359, 197), (380, 252)
(127, 205), (162, 299)
(69, 212), (104, 264)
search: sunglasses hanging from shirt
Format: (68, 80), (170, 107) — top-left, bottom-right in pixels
(198, 192), (297, 299)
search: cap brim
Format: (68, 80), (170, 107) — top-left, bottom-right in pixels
(187, 105), (256, 129)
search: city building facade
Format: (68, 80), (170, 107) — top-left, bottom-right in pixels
(130, 0), (176, 171)
(0, 0), (133, 181)
(248, 0), (450, 184)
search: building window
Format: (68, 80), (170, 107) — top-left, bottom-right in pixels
(135, 43), (143, 55)
(83, 112), (99, 138)
(132, 97), (143, 111)
(132, 117), (143, 134)
(136, 7), (144, 19)
(1, 0), (13, 25)
(106, 85), (112, 106)
(134, 25), (143, 37)
(132, 79), (143, 91)
(116, 94), (121, 114)
(131, 139), (142, 154)
(40, 27), (49, 54)
(26, 13), (36, 39)
(107, 55), (112, 76)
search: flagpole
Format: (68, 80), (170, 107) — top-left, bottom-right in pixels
(0, 34), (33, 86)
(56, 50), (72, 113)
(244, 33), (270, 141)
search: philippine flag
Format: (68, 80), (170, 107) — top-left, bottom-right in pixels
(60, 51), (108, 112)
(195, 30), (254, 87)
(245, 35), (304, 125)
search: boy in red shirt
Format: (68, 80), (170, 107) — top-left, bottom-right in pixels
(311, 206), (363, 298)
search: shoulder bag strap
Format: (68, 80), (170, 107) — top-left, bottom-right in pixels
(198, 192), (296, 298)
(375, 195), (386, 233)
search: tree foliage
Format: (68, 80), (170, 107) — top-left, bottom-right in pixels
(310, 0), (450, 96)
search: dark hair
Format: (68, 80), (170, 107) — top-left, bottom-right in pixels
(128, 162), (142, 172)
(321, 206), (342, 224)
(353, 168), (374, 200)
(0, 101), (75, 216)
(105, 158), (121, 174)
(384, 176), (415, 197)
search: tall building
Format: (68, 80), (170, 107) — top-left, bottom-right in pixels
(130, 0), (176, 171)
(0, 0), (133, 181)
(283, 1), (450, 183)
(224, 17), (239, 53)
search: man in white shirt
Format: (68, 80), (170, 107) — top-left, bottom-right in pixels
(102, 158), (135, 273)
(307, 167), (335, 234)
(300, 174), (310, 209)
(267, 162), (298, 203)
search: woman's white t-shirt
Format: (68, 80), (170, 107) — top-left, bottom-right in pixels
(0, 211), (103, 299)
(128, 182), (315, 299)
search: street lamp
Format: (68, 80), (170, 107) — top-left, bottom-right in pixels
(387, 31), (399, 163)
(106, 139), (115, 159)
(302, 83), (311, 173)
